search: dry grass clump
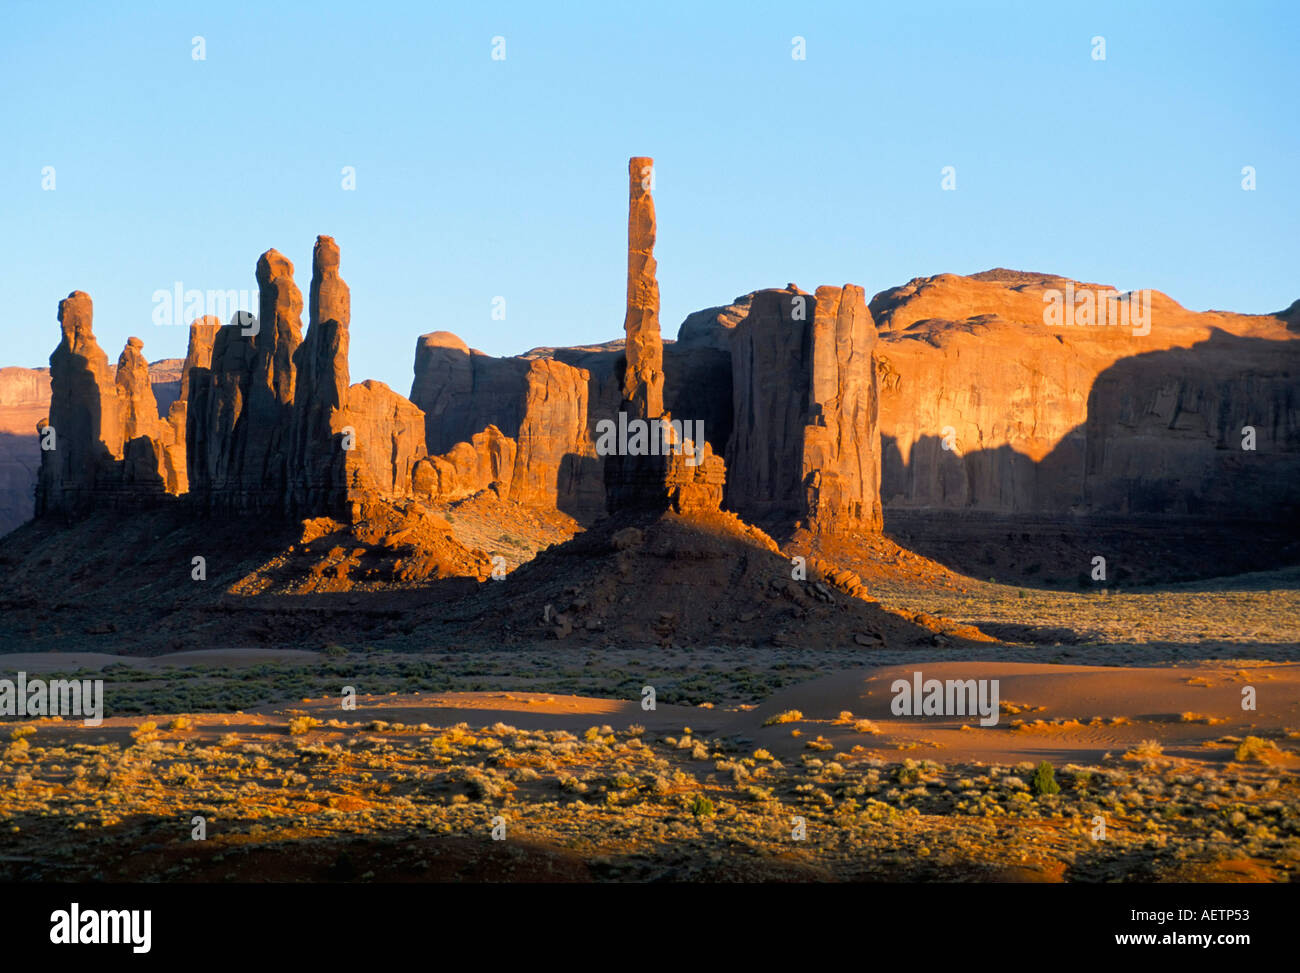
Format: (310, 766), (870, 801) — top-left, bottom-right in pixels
(288, 716), (322, 736)
(1124, 739), (1164, 760)
(1234, 736), (1280, 763)
(763, 709), (803, 727)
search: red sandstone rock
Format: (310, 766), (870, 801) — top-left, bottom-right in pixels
(37, 292), (123, 515)
(342, 379), (428, 500)
(872, 270), (1300, 518)
(0, 367), (52, 534)
(510, 358), (600, 511)
(622, 156), (664, 420)
(413, 424), (516, 501)
(411, 336), (603, 517)
(289, 237), (353, 514)
(726, 284), (882, 532)
(162, 317), (221, 495)
(802, 285), (882, 532)
(115, 338), (166, 444)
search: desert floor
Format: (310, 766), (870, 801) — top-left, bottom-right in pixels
(2, 566), (1298, 882)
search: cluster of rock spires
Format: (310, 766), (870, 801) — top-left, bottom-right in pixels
(19, 156), (1300, 537)
(32, 158), (886, 536)
(37, 237), (426, 523)
(36, 292), (188, 514)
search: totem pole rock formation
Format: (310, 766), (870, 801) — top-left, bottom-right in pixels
(604, 156), (726, 513)
(622, 156), (664, 420)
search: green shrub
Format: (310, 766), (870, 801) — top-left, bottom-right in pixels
(1030, 761), (1060, 796)
(690, 794), (716, 818)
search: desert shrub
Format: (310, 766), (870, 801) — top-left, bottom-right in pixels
(288, 716), (321, 736)
(1030, 761), (1060, 796)
(1235, 736), (1279, 763)
(1125, 739), (1163, 760)
(322, 643), (348, 657)
(763, 710), (803, 727)
(690, 794), (716, 818)
(168, 716), (194, 731)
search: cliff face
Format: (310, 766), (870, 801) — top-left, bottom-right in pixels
(873, 270), (1300, 520)
(1082, 332), (1300, 519)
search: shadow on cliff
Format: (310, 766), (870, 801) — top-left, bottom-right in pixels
(0, 431), (41, 537)
(879, 331), (1300, 588)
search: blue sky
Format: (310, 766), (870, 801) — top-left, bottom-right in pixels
(2, 0), (1296, 394)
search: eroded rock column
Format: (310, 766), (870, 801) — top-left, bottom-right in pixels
(290, 235), (352, 514)
(623, 156), (664, 419)
(36, 291), (122, 515)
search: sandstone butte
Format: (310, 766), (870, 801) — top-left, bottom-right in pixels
(1, 161), (1295, 541)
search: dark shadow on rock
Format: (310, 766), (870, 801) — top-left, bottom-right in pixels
(880, 331), (1300, 586)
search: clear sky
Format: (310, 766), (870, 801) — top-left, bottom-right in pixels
(2, 0), (1296, 394)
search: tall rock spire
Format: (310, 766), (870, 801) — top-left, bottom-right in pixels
(622, 156), (664, 420)
(290, 235), (352, 514)
(36, 291), (122, 515)
(605, 156), (726, 514)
